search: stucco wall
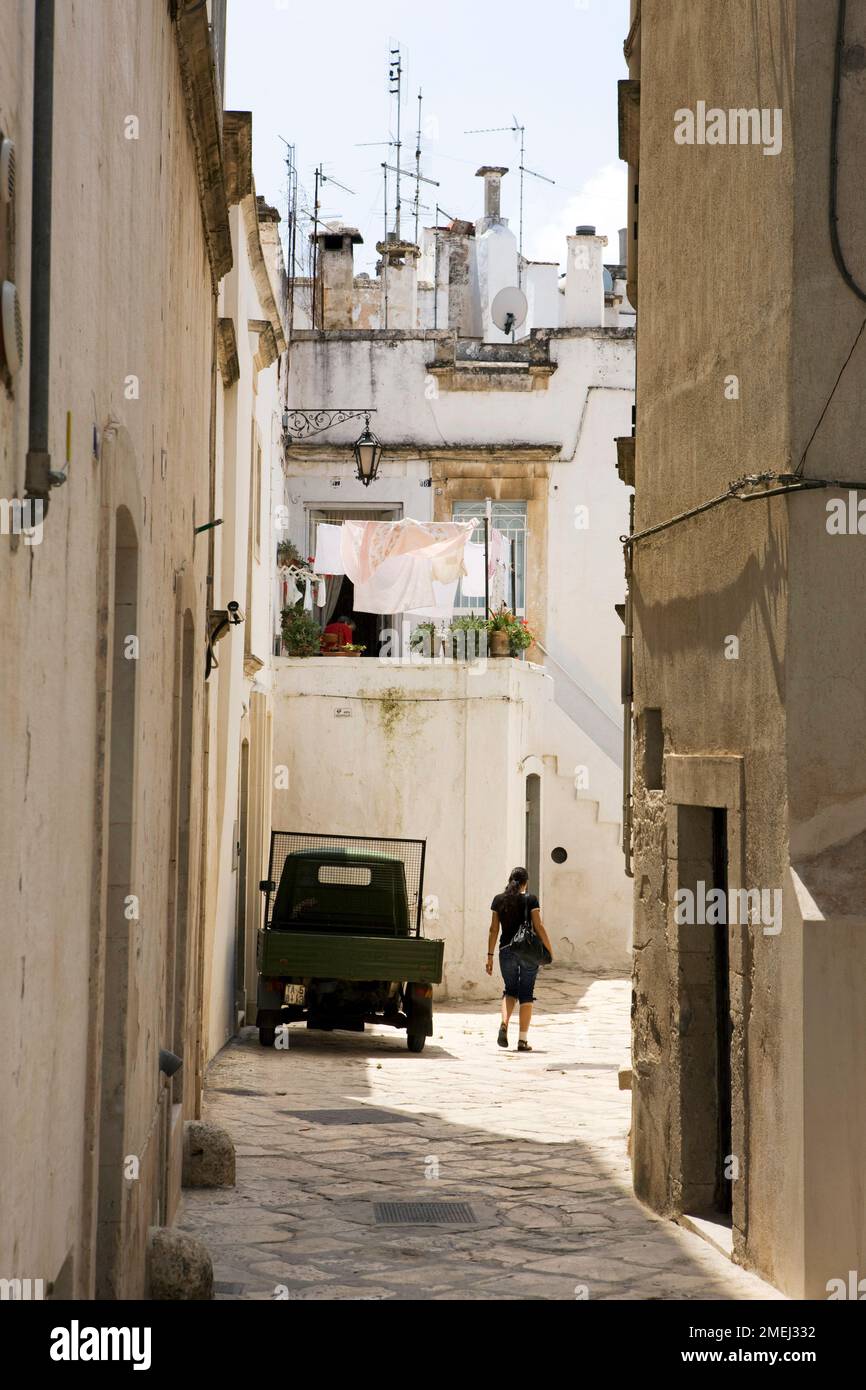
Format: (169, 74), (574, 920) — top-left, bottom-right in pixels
(270, 657), (631, 997)
(0, 0), (217, 1298)
(629, 0), (866, 1297)
(203, 195), (283, 1063)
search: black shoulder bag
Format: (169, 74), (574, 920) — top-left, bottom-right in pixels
(509, 896), (551, 967)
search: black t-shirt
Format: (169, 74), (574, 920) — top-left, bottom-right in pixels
(491, 891), (540, 947)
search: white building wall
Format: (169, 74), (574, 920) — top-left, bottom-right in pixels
(205, 198), (284, 1061)
(283, 321), (635, 974)
(270, 657), (631, 996)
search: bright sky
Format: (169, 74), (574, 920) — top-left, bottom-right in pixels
(225, 0), (630, 277)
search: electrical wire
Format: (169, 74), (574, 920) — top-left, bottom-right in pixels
(794, 313), (866, 475)
(621, 472), (866, 550)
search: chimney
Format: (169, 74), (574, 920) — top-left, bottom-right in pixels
(376, 237), (420, 329)
(475, 166), (508, 233)
(564, 225), (607, 328)
(314, 226), (362, 329)
(618, 227), (628, 265)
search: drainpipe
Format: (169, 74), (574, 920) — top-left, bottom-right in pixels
(621, 494), (635, 877)
(25, 0), (65, 515)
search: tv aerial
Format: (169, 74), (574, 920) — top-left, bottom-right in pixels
(491, 286), (528, 338)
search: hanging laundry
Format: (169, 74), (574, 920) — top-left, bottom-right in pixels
(461, 541), (487, 598)
(303, 577), (313, 611)
(313, 522), (344, 575)
(341, 518), (476, 615)
(490, 532), (512, 611)
(407, 578), (460, 620)
(282, 568), (301, 607)
(315, 577), (327, 607)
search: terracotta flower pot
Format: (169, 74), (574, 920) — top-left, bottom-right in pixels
(489, 629), (511, 657)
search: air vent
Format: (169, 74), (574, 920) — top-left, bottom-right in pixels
(0, 138), (14, 205)
(1, 280), (23, 376)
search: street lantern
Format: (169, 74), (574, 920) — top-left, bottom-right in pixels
(352, 414), (383, 487)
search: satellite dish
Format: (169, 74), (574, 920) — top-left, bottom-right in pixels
(492, 286), (528, 336)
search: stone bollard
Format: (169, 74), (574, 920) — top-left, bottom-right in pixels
(182, 1120), (236, 1189)
(147, 1227), (213, 1300)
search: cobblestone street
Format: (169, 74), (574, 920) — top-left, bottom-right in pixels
(180, 969), (783, 1301)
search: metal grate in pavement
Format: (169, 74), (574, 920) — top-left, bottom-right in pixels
(283, 1108), (413, 1126)
(374, 1201), (477, 1225)
(545, 1062), (621, 1072)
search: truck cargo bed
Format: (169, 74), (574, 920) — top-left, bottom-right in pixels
(257, 928), (444, 984)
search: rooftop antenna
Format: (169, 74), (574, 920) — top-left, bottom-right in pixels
(389, 46), (403, 241)
(385, 49), (442, 245)
(464, 117), (554, 274)
(414, 88), (423, 245)
(278, 136), (299, 331)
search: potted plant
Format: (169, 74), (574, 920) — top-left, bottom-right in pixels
(449, 614), (489, 660)
(487, 605), (514, 657)
(487, 606), (535, 657)
(409, 622), (440, 657)
(276, 538), (305, 569)
(280, 603), (322, 657)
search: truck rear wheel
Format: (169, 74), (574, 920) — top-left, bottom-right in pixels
(259, 1025), (276, 1047)
(407, 1029), (426, 1053)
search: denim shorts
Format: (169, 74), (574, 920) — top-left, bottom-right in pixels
(499, 947), (538, 1004)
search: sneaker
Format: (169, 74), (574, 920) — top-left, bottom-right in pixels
(497, 1024), (509, 1048)
(517, 1039), (532, 1052)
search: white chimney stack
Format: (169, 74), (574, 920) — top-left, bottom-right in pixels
(475, 166), (518, 343)
(564, 225), (607, 328)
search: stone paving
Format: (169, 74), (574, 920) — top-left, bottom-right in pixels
(179, 968), (784, 1301)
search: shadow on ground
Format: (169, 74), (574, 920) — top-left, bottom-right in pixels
(179, 969), (782, 1302)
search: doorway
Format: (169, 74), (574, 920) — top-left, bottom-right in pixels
(525, 773), (541, 896)
(236, 739), (250, 1022)
(676, 803), (733, 1222)
(307, 504), (401, 657)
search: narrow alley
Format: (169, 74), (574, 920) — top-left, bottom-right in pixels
(180, 970), (780, 1301)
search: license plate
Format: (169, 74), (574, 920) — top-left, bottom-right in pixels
(284, 984), (306, 1005)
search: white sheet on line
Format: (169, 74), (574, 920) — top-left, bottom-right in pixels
(313, 522), (344, 574)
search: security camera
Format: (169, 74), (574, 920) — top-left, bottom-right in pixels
(227, 600), (244, 624)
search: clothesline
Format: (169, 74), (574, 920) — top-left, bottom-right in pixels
(311, 517), (512, 618)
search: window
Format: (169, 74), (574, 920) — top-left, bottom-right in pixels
(451, 500), (527, 614)
(319, 865), (372, 886)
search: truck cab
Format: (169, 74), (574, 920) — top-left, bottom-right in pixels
(257, 833), (444, 1052)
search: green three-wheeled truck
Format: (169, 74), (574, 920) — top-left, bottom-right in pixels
(256, 832), (444, 1051)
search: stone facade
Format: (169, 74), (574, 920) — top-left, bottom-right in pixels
(0, 1), (284, 1301)
(623, 0), (866, 1297)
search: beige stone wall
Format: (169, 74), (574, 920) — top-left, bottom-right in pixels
(0, 0), (221, 1299)
(629, 0), (866, 1296)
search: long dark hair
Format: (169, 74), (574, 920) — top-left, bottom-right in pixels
(505, 866), (529, 896)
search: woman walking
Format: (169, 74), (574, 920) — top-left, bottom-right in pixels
(486, 867), (553, 1052)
